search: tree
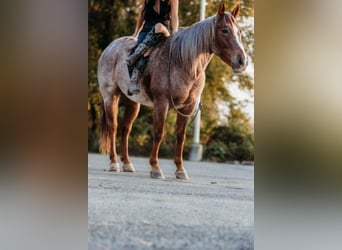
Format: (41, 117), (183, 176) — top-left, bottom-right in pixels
(203, 102), (254, 162)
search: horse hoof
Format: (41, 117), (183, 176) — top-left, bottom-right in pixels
(109, 163), (120, 172)
(150, 169), (165, 179)
(123, 163), (135, 172)
(175, 170), (189, 180)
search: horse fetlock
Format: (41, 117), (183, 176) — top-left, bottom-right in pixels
(120, 156), (129, 164)
(174, 157), (183, 166)
(149, 157), (158, 167)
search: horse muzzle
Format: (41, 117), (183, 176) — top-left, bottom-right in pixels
(232, 54), (248, 73)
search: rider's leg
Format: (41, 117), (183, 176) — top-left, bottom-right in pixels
(127, 23), (170, 65)
(127, 56), (149, 96)
(127, 24), (170, 95)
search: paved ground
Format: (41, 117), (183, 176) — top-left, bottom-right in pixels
(88, 153), (254, 250)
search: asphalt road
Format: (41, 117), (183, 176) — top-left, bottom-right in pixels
(88, 153), (254, 250)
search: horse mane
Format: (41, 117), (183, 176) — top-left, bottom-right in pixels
(169, 16), (216, 76)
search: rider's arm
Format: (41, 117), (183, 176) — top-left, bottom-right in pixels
(133, 1), (145, 37)
(170, 0), (179, 34)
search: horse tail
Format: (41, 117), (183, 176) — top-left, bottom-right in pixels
(99, 99), (110, 154)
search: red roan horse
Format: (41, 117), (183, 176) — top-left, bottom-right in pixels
(98, 3), (247, 179)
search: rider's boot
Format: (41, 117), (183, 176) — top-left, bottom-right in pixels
(126, 27), (164, 66)
(127, 56), (148, 95)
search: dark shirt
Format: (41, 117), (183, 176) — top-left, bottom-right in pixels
(142, 0), (171, 32)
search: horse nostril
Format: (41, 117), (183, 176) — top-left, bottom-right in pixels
(238, 57), (244, 66)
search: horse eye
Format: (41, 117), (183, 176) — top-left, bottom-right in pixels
(222, 28), (229, 34)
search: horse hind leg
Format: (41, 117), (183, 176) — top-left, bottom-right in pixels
(120, 97), (140, 172)
(100, 94), (120, 172)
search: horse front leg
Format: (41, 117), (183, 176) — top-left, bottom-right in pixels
(120, 98), (140, 172)
(149, 102), (169, 179)
(174, 104), (195, 180)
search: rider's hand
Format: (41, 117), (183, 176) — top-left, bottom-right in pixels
(127, 34), (137, 40)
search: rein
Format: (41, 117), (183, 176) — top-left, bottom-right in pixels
(167, 41), (202, 121)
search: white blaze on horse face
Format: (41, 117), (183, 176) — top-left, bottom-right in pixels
(233, 23), (244, 52)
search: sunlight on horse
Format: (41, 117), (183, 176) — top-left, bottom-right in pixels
(98, 3), (247, 179)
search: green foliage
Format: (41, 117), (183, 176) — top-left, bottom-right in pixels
(88, 0), (254, 162)
(203, 102), (254, 162)
(203, 141), (228, 163)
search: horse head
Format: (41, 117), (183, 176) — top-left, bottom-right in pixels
(212, 2), (248, 73)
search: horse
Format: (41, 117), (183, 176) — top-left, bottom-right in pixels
(98, 2), (247, 180)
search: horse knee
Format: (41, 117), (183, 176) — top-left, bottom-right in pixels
(176, 132), (185, 143)
(121, 125), (131, 136)
(153, 132), (163, 143)
(154, 124), (165, 140)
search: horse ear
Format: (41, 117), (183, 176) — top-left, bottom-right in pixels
(218, 2), (226, 15)
(231, 3), (240, 19)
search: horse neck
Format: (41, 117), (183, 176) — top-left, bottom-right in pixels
(170, 17), (215, 78)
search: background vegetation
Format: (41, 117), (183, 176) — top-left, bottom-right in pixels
(88, 0), (254, 162)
